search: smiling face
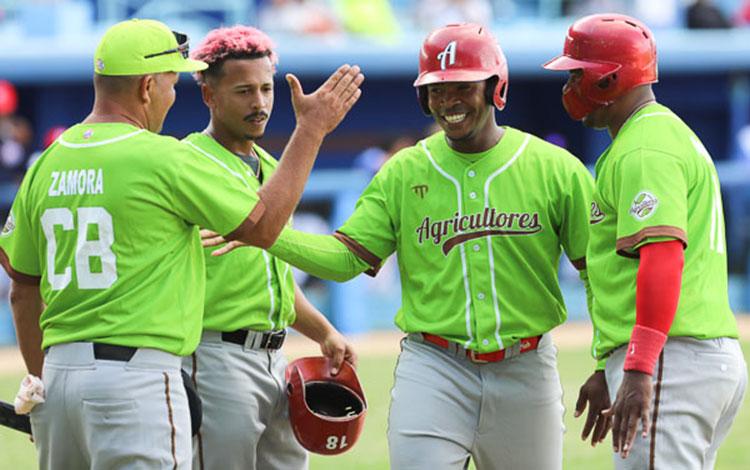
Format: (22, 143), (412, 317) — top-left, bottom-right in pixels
(426, 80), (497, 152)
(204, 57), (274, 142)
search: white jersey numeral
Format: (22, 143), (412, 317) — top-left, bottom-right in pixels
(41, 207), (118, 290)
(326, 435), (349, 450)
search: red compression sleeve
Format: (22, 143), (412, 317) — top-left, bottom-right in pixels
(623, 240), (684, 374)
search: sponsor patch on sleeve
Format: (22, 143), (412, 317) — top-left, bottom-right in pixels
(1, 210), (15, 237)
(629, 191), (658, 220)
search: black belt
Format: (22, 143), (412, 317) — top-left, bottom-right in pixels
(93, 343), (138, 361)
(221, 329), (286, 349)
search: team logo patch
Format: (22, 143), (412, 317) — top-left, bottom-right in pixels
(97, 58), (104, 72)
(1, 210), (15, 237)
(629, 191), (658, 220)
(437, 41), (457, 70)
(412, 185), (429, 198)
(590, 201), (605, 225)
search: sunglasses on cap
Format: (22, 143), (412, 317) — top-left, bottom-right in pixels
(144, 31), (189, 59)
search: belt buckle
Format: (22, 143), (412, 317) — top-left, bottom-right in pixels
(263, 330), (286, 349)
(468, 349), (489, 364)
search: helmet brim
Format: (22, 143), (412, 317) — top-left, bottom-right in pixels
(542, 55), (619, 75)
(413, 69), (493, 87)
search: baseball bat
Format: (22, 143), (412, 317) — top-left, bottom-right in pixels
(0, 400), (31, 434)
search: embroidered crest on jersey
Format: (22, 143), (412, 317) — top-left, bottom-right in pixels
(590, 202), (605, 225)
(412, 185), (429, 198)
(83, 129), (94, 140)
(1, 210), (14, 237)
(437, 41), (457, 70)
(416, 208), (542, 255)
(629, 191), (658, 220)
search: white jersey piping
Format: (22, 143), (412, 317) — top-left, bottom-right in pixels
(184, 141), (251, 190)
(483, 134), (530, 349)
(421, 139), (473, 348)
(57, 129), (145, 148)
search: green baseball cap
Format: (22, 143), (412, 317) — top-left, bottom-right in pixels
(94, 19), (208, 76)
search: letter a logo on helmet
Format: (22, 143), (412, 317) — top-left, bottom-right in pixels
(438, 41), (457, 70)
(286, 357), (367, 455)
(542, 14), (658, 120)
(414, 23), (508, 115)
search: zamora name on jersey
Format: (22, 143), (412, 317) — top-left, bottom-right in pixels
(416, 208), (542, 255)
(48, 169), (104, 197)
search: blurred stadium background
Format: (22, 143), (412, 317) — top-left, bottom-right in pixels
(2, 0), (750, 343)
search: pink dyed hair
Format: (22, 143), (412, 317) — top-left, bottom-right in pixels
(191, 25), (278, 83)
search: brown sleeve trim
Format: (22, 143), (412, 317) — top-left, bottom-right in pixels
(333, 231), (382, 277)
(0, 247), (42, 285)
(224, 198), (267, 241)
(615, 226), (687, 259)
(570, 257), (586, 271)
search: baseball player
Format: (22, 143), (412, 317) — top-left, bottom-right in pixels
(206, 23), (595, 469)
(182, 25), (358, 470)
(544, 14), (748, 469)
(0, 18), (363, 470)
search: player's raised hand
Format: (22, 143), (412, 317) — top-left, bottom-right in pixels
(286, 64), (364, 137)
(602, 370), (653, 459)
(574, 370), (612, 446)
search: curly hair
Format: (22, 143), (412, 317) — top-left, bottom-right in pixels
(190, 25), (278, 85)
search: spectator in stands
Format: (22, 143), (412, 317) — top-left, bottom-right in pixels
(353, 135), (415, 175)
(687, 0), (731, 29)
(258, 0), (340, 36)
(0, 80), (32, 184)
(734, 0), (750, 26)
(415, 0), (492, 31)
(563, 0), (627, 17)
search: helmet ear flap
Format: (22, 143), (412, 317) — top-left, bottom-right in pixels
(417, 86), (431, 116)
(485, 76), (499, 107)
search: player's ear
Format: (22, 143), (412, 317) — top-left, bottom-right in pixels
(201, 82), (214, 108)
(139, 75), (154, 104)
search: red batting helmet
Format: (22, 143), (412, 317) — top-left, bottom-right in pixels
(0, 80), (18, 116)
(413, 23), (508, 115)
(286, 357), (367, 455)
(542, 14), (658, 120)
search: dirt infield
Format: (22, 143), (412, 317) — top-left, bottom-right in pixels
(2, 316), (749, 374)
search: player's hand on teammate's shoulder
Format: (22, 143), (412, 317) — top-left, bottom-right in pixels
(319, 329), (358, 376)
(603, 370), (653, 459)
(574, 370), (612, 447)
(286, 64), (365, 137)
(200, 229), (247, 256)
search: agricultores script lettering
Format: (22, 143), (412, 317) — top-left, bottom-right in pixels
(590, 202), (605, 224)
(416, 208), (542, 255)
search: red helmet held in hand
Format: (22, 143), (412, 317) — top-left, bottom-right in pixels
(543, 14), (658, 120)
(286, 356), (367, 455)
(414, 23), (508, 115)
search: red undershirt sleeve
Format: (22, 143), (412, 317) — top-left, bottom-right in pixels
(623, 240), (684, 374)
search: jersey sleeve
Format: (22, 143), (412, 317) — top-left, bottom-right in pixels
(558, 158), (595, 262)
(614, 150), (688, 257)
(335, 164), (398, 271)
(171, 144), (265, 236)
(0, 173), (42, 283)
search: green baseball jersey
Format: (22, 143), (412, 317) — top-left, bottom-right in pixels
(336, 128), (594, 352)
(0, 123), (264, 355)
(587, 104), (739, 359)
(183, 133), (295, 332)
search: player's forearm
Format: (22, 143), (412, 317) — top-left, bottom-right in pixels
(9, 281), (44, 377)
(624, 240), (684, 374)
(233, 126), (325, 248)
(268, 228), (370, 282)
(290, 283), (336, 344)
